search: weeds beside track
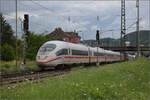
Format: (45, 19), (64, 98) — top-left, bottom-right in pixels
(0, 60), (124, 86)
(0, 69), (70, 86)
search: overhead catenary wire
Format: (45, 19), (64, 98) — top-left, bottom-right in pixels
(3, 1), (148, 41)
(31, 0), (54, 13)
(24, 1), (67, 33)
(16, 1), (53, 34)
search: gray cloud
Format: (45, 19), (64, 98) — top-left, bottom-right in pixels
(1, 0), (149, 39)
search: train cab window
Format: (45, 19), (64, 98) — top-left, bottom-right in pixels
(39, 44), (56, 52)
(56, 49), (68, 56)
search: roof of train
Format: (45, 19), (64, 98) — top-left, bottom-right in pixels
(44, 40), (120, 55)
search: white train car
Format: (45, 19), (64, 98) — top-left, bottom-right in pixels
(36, 40), (123, 69)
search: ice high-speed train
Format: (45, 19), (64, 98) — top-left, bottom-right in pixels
(36, 40), (133, 69)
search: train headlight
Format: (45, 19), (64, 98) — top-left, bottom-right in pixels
(37, 56), (40, 59)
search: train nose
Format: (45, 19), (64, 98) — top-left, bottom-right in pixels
(36, 55), (50, 67)
(36, 53), (57, 65)
(37, 55), (48, 60)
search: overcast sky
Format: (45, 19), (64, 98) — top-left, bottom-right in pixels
(0, 0), (150, 40)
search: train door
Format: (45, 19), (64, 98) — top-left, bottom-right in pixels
(104, 50), (107, 62)
(67, 48), (71, 64)
(88, 47), (92, 64)
(68, 48), (71, 55)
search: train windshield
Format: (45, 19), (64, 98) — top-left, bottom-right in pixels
(39, 44), (56, 52)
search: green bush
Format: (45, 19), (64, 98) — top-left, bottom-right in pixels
(26, 33), (49, 60)
(1, 64), (11, 68)
(1, 44), (15, 61)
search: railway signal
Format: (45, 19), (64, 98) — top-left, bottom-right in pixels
(24, 14), (30, 41)
(96, 30), (100, 66)
(96, 30), (100, 45)
(23, 14), (29, 65)
(23, 14), (29, 31)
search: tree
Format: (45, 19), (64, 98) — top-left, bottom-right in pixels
(0, 13), (16, 61)
(1, 44), (15, 61)
(0, 13), (16, 47)
(26, 32), (50, 60)
(17, 39), (23, 60)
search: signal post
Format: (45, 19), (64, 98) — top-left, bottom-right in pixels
(23, 14), (29, 66)
(96, 30), (100, 66)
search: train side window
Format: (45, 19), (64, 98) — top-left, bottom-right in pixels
(109, 54), (113, 57)
(107, 54), (110, 57)
(56, 49), (68, 56)
(72, 50), (88, 56)
(94, 52), (105, 56)
(115, 55), (118, 57)
(93, 52), (97, 56)
(107, 54), (112, 57)
(101, 53), (105, 56)
(109, 54), (112, 57)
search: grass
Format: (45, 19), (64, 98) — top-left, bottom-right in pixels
(0, 60), (40, 75)
(1, 58), (150, 100)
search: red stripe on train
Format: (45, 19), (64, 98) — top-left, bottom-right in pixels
(64, 56), (106, 59)
(64, 56), (89, 59)
(37, 56), (120, 64)
(37, 57), (62, 64)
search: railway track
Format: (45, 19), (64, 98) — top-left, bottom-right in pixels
(0, 61), (125, 87)
(0, 69), (70, 87)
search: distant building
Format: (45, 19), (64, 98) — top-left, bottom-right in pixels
(49, 27), (81, 43)
(125, 41), (130, 46)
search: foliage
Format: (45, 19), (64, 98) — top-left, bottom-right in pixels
(1, 63), (11, 68)
(1, 44), (15, 61)
(0, 13), (16, 47)
(0, 13), (51, 61)
(26, 32), (50, 60)
(1, 58), (150, 100)
(84, 30), (150, 47)
(126, 30), (150, 46)
(17, 39), (24, 60)
(0, 13), (16, 61)
(0, 60), (40, 75)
